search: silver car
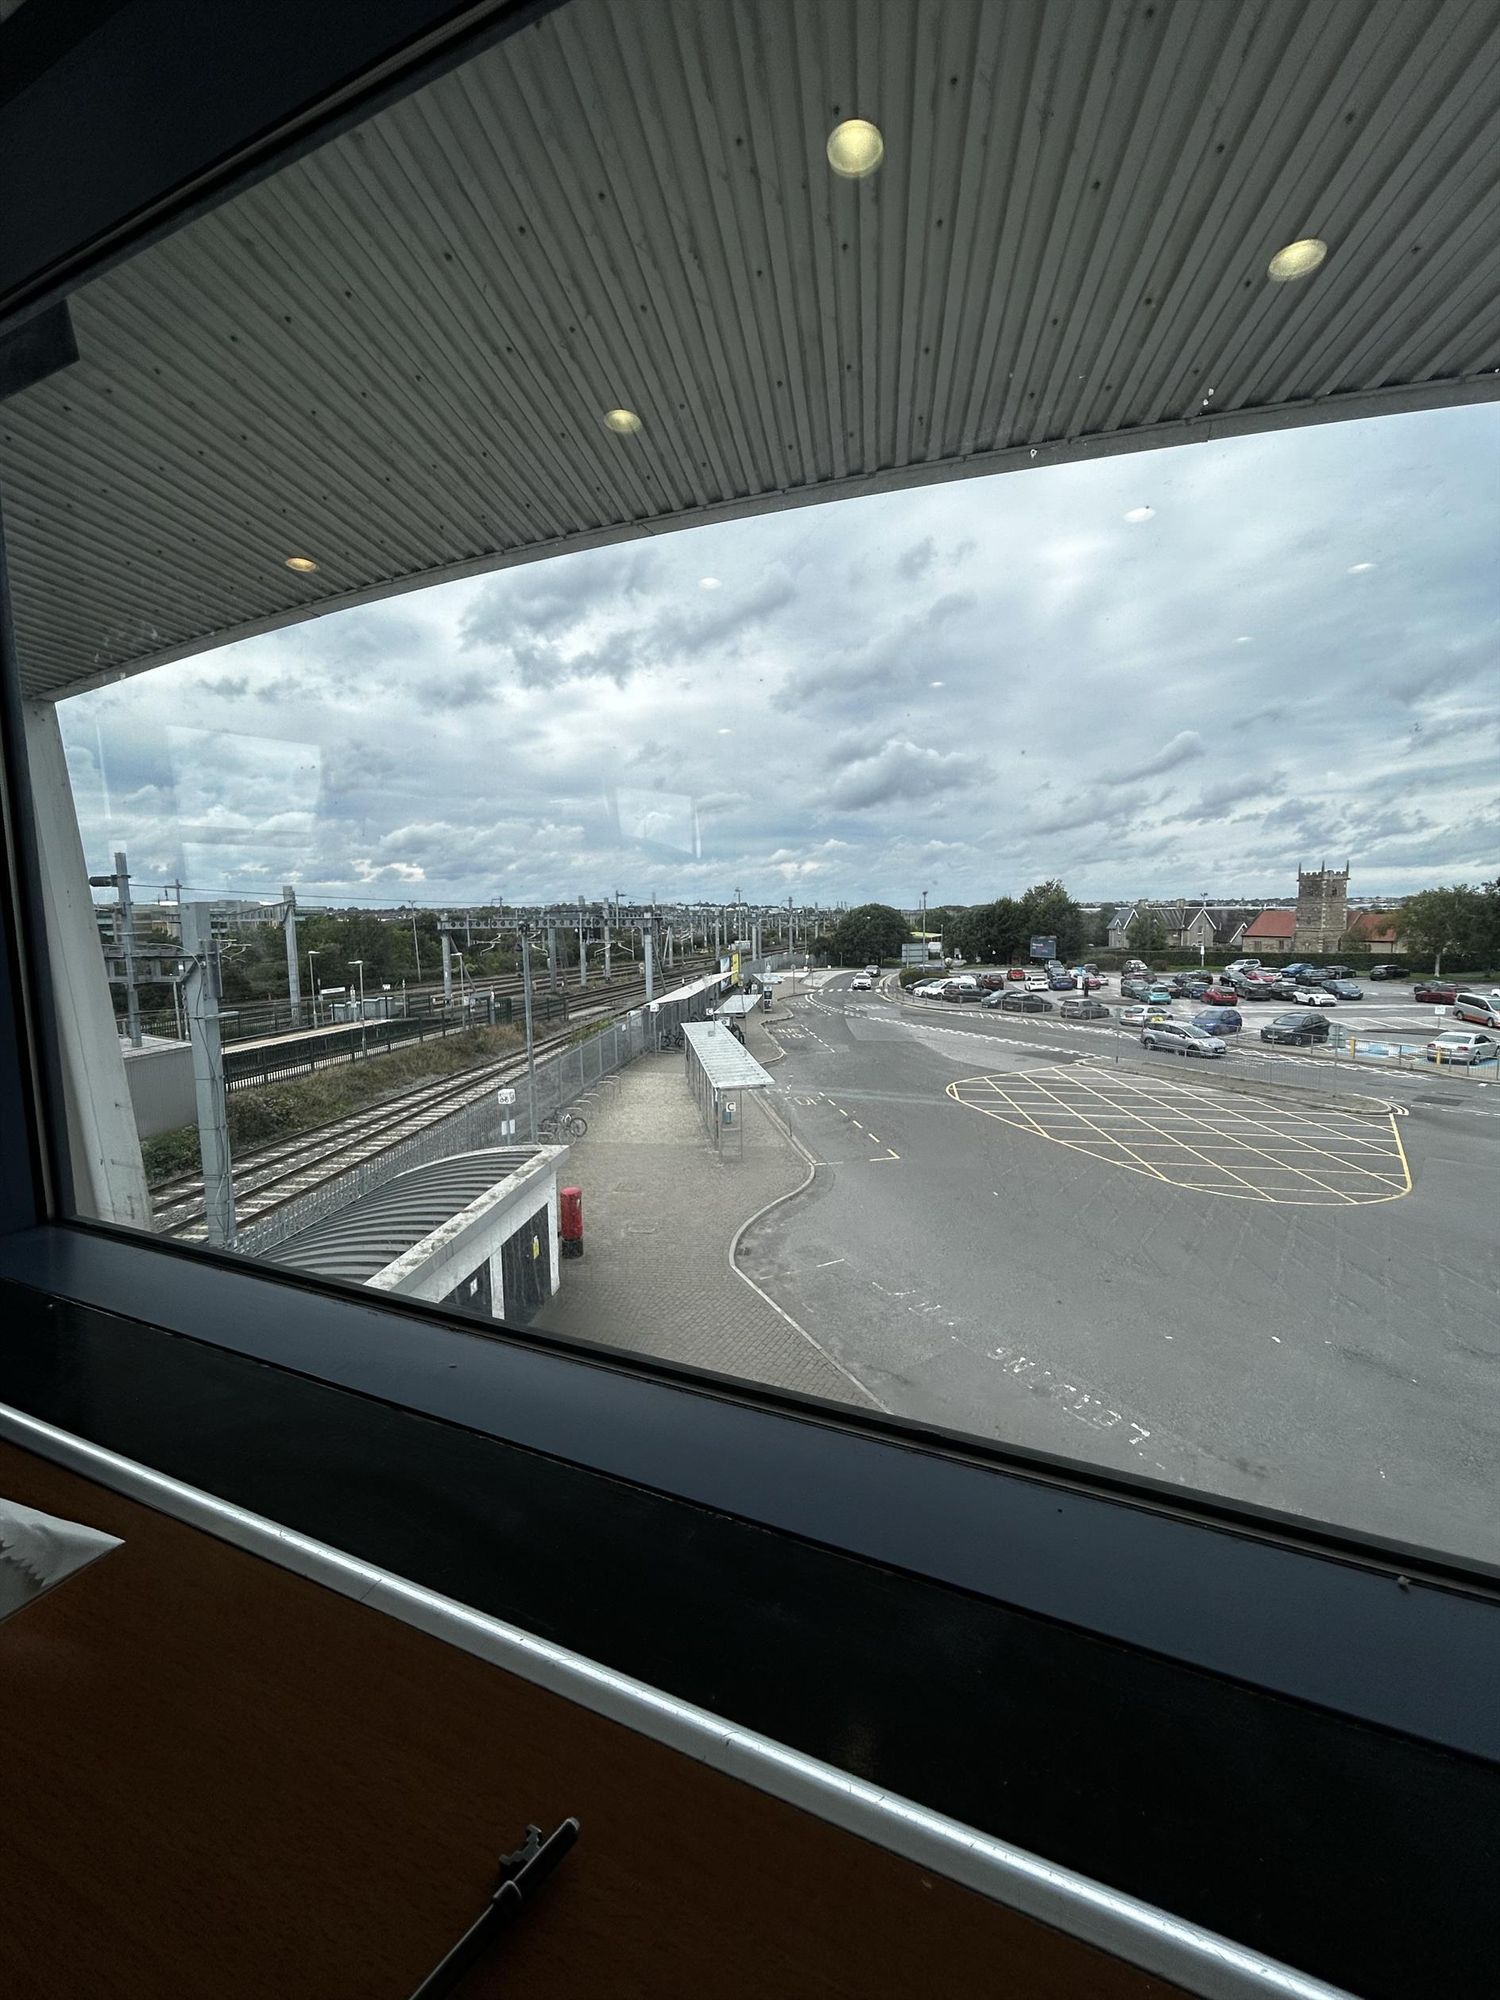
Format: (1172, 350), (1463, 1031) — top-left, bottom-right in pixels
(1142, 1021), (1227, 1058)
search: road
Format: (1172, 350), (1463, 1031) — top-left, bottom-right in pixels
(741, 973), (1499, 1567)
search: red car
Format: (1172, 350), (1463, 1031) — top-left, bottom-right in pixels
(1203, 983), (1238, 1005)
(1006, 966), (1029, 982)
(1413, 981), (1459, 1004)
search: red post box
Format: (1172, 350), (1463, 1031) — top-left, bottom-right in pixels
(560, 1185), (584, 1257)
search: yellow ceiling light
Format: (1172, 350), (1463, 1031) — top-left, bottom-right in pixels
(1267, 237), (1328, 282)
(603, 407), (642, 434)
(826, 117), (884, 179)
(284, 555), (319, 573)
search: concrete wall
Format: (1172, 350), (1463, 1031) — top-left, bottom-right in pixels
(369, 1151), (566, 1317)
(121, 1039), (197, 1139)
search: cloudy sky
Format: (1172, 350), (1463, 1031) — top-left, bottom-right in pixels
(60, 402), (1498, 914)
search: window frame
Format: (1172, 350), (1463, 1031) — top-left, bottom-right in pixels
(1, 17), (1499, 1997)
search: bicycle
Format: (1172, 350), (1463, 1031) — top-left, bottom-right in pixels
(538, 1108), (588, 1142)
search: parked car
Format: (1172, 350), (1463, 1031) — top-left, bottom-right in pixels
(1006, 966), (1029, 982)
(1024, 973), (1050, 992)
(1426, 1031), (1497, 1065)
(851, 973), (872, 991)
(941, 978), (983, 1002)
(1260, 1012), (1332, 1046)
(1120, 1003), (1172, 1026)
(1122, 959), (1149, 977)
(1048, 973), (1078, 991)
(1326, 980), (1364, 1000)
(1225, 958), (1262, 975)
(1201, 983), (1238, 1006)
(1320, 965), (1355, 981)
(1119, 976), (1150, 1000)
(1142, 1020), (1226, 1058)
(1290, 987), (1338, 1008)
(1145, 984), (1175, 1005)
(976, 971), (1007, 990)
(1233, 980), (1278, 1002)
(1060, 996), (1110, 1020)
(996, 989), (1053, 1013)
(1279, 961), (1317, 981)
(1269, 978), (1302, 999)
(1412, 981), (1459, 1005)
(1369, 963), (1409, 980)
(1453, 992), (1500, 1028)
(1193, 1006), (1242, 1034)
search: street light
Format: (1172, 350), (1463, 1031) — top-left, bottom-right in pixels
(348, 958), (366, 1048)
(307, 948), (321, 1027)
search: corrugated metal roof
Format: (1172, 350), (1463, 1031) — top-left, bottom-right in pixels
(3, 0), (1498, 697)
(268, 1146), (545, 1282)
(683, 1020), (772, 1090)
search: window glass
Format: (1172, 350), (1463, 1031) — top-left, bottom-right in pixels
(3, 2), (1498, 1568)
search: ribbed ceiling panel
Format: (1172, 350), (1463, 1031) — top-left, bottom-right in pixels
(3, 0), (1498, 696)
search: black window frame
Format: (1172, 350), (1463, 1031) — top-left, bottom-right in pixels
(2, 8), (1499, 1995)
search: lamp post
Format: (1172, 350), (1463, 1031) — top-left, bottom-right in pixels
(349, 958), (366, 1049)
(307, 948), (321, 1027)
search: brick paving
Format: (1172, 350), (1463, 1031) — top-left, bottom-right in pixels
(534, 1012), (866, 1404)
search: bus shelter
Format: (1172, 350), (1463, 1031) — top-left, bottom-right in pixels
(681, 1022), (773, 1160)
(647, 972), (730, 1050)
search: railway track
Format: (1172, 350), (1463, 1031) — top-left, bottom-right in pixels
(152, 963), (718, 1239)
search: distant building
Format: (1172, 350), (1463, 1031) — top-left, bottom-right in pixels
(1294, 865), (1349, 954)
(1106, 901), (1261, 953)
(1343, 909), (1406, 960)
(1241, 909), (1296, 953)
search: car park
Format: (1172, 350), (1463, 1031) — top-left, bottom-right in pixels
(1327, 980), (1364, 1000)
(851, 973), (872, 991)
(1060, 996), (1110, 1020)
(1369, 962), (1409, 980)
(1290, 987), (1337, 1008)
(995, 989), (1053, 1013)
(1453, 992), (1500, 1028)
(1260, 1011), (1331, 1046)
(1142, 1020), (1226, 1058)
(1426, 1031), (1497, 1065)
(1413, 981), (1459, 1005)
(1193, 1007), (1242, 1034)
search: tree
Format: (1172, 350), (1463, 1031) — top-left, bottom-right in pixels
(1398, 884), (1488, 973)
(1016, 879), (1087, 962)
(952, 897), (1024, 964)
(830, 903), (910, 966)
(1132, 911), (1168, 959)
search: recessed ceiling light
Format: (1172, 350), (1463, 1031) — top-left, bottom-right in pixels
(284, 555), (318, 573)
(1123, 505), (1154, 523)
(826, 118), (884, 179)
(1347, 561), (1376, 574)
(930, 680), (945, 687)
(717, 727), (733, 735)
(1267, 237), (1328, 282)
(603, 407), (642, 434)
(1234, 635), (1253, 644)
(699, 576), (722, 591)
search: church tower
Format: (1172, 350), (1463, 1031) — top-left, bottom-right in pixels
(1294, 864), (1349, 954)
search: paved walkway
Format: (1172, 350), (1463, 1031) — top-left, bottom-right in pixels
(534, 1009), (866, 1404)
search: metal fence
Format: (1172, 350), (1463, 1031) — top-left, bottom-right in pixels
(237, 1009), (651, 1257)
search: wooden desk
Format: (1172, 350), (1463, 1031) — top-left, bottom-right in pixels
(0, 1441), (1185, 1999)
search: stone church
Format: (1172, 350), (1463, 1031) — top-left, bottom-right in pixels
(1294, 865), (1349, 953)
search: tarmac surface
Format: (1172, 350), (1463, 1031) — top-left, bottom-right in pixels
(737, 973), (1499, 1567)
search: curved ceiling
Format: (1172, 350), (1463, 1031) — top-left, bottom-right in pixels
(2, 0), (1498, 699)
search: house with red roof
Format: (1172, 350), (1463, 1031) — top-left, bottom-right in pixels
(1240, 909), (1296, 955)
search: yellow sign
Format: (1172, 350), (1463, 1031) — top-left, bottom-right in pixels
(730, 950), (741, 984)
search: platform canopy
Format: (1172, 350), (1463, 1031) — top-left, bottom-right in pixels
(682, 1022), (773, 1093)
(3, 0), (1497, 698)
